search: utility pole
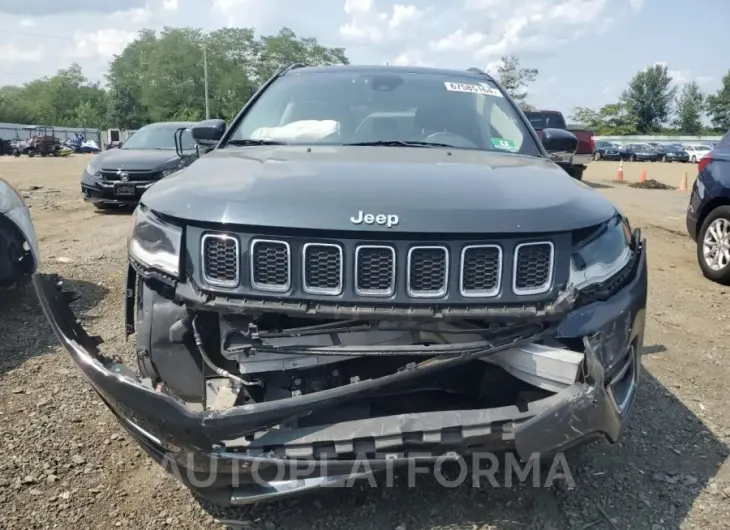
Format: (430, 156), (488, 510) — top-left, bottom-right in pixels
(203, 46), (210, 119)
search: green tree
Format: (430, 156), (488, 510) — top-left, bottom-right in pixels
(571, 102), (636, 135)
(0, 64), (106, 126)
(494, 56), (538, 106)
(102, 26), (350, 127)
(674, 81), (704, 134)
(706, 71), (730, 131)
(621, 63), (676, 133)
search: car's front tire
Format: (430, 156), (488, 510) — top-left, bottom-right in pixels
(697, 205), (730, 284)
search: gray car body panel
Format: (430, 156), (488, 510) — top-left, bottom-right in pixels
(141, 146), (617, 234)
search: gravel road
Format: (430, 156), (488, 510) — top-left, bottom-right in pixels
(1, 156), (730, 530)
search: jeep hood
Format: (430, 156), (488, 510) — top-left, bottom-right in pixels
(95, 149), (181, 171)
(141, 146), (616, 234)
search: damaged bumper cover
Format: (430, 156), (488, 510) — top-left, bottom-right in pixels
(32, 239), (647, 505)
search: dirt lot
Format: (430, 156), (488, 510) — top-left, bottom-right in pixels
(1, 156), (730, 530)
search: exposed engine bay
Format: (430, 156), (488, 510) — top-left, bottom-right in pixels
(154, 308), (586, 430)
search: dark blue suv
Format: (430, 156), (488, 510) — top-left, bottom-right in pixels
(686, 130), (730, 283)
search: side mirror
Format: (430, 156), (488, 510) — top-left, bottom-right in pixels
(541, 128), (578, 154)
(192, 119), (226, 146)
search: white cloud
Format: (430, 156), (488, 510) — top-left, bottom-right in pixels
(344, 0), (373, 14)
(628, 0), (644, 11)
(390, 49), (433, 67)
(68, 29), (136, 59)
(430, 29), (486, 52)
(696, 76), (713, 85)
(427, 0), (611, 66)
(19, 19), (37, 27)
(0, 44), (45, 63)
(339, 2), (424, 43)
(163, 0), (179, 10)
(108, 7), (152, 24)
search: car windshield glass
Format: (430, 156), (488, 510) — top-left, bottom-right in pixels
(122, 125), (195, 150)
(227, 70), (541, 156)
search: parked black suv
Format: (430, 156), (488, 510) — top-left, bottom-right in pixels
(80, 121), (198, 210)
(35, 64), (647, 506)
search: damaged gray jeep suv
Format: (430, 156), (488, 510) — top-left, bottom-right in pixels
(34, 64), (647, 506)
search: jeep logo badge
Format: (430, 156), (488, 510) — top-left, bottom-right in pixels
(350, 210), (399, 228)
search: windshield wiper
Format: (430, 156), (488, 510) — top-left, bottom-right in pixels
(343, 140), (456, 148)
(226, 139), (287, 146)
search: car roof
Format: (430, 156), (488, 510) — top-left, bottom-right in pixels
(284, 64), (494, 82)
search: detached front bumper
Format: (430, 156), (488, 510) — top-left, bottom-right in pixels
(33, 240), (647, 505)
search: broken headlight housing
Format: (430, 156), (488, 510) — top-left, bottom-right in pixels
(128, 205), (182, 277)
(85, 158), (101, 177)
(569, 215), (632, 289)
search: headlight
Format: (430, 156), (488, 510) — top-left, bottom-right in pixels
(85, 161), (100, 177)
(569, 216), (633, 289)
(128, 205), (182, 277)
(162, 161), (186, 178)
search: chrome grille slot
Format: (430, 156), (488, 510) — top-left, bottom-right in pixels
(513, 242), (554, 295)
(407, 246), (448, 297)
(251, 239), (291, 292)
(355, 245), (396, 296)
(101, 170), (160, 182)
(303, 243), (343, 295)
(460, 245), (501, 297)
(202, 234), (239, 287)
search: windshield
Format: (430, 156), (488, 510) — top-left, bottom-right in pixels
(227, 70), (541, 156)
(122, 124), (195, 151)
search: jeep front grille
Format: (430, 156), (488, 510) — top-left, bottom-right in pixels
(303, 243), (343, 295)
(460, 245), (502, 297)
(513, 242), (554, 295)
(201, 234), (239, 287)
(199, 234), (556, 301)
(407, 246), (448, 297)
(251, 239), (291, 292)
(355, 245), (396, 296)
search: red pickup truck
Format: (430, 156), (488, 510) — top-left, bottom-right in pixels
(523, 110), (594, 180)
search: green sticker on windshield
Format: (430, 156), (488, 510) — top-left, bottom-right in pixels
(491, 138), (517, 151)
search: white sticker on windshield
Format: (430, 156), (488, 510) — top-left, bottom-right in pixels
(444, 81), (503, 97)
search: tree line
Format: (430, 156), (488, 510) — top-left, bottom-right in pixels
(0, 27), (348, 130)
(3, 27), (725, 138)
(571, 63), (730, 136)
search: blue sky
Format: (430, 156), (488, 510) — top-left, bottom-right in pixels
(0, 0), (726, 119)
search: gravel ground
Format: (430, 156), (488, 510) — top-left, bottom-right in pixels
(1, 156), (730, 530)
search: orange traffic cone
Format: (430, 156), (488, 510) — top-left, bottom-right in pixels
(640, 169), (647, 184)
(617, 160), (624, 181)
(679, 172), (688, 191)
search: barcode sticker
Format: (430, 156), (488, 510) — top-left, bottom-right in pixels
(444, 82), (503, 97)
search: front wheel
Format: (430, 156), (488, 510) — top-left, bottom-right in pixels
(697, 206), (730, 284)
